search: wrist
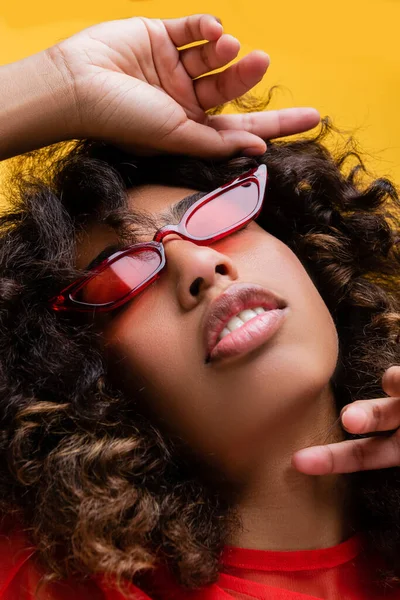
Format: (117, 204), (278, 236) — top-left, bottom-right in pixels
(0, 50), (81, 160)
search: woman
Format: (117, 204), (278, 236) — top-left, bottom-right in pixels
(1, 13), (400, 600)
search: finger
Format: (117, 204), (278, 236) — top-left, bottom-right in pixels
(292, 432), (400, 475)
(382, 365), (400, 397)
(341, 396), (400, 434)
(195, 50), (270, 110)
(155, 118), (266, 158)
(209, 108), (320, 139)
(180, 34), (240, 79)
(163, 14), (223, 47)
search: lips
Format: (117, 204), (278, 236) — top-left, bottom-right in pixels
(203, 282), (287, 363)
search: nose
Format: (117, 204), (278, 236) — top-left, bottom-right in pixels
(163, 234), (239, 310)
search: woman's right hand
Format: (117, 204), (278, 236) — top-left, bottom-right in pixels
(47, 14), (320, 158)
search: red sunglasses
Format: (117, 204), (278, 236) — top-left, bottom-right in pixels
(51, 164), (267, 313)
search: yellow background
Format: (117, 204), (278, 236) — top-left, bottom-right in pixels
(1, 0), (399, 184)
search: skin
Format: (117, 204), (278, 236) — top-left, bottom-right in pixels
(77, 183), (354, 550)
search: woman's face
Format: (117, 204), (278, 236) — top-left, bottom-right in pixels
(77, 182), (339, 480)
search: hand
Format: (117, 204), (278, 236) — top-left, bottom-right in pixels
(292, 366), (400, 475)
(47, 14), (320, 158)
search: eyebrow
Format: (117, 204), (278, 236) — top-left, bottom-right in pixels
(85, 190), (207, 271)
(167, 190), (206, 222)
(85, 243), (125, 271)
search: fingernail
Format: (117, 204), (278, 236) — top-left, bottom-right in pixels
(292, 447), (327, 475)
(242, 145), (267, 157)
(341, 405), (367, 432)
(293, 447), (322, 461)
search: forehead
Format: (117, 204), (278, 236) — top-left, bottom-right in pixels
(75, 183), (197, 269)
(129, 183), (198, 214)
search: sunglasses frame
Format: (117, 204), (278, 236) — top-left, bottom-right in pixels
(51, 164), (267, 313)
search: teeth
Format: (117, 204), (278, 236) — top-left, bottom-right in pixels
(238, 309), (259, 322)
(218, 306), (266, 341)
(227, 315), (245, 332)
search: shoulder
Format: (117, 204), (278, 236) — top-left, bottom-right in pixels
(0, 521), (153, 600)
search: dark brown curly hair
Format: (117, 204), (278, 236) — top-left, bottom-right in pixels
(0, 119), (400, 595)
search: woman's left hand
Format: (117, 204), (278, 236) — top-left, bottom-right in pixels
(292, 366), (400, 475)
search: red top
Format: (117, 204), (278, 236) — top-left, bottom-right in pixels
(1, 525), (399, 600)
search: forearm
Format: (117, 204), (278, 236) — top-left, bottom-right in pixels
(0, 50), (78, 161)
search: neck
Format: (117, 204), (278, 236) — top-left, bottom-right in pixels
(228, 386), (354, 551)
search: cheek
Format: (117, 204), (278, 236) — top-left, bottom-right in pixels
(103, 292), (179, 386)
(102, 291), (209, 431)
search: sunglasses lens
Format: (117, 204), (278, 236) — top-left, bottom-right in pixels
(76, 249), (162, 306)
(185, 181), (259, 239)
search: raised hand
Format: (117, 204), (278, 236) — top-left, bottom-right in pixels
(292, 366), (400, 475)
(47, 14), (320, 157)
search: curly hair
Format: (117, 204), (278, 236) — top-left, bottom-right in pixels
(0, 119), (400, 594)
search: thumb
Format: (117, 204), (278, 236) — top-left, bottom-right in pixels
(156, 119), (267, 158)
